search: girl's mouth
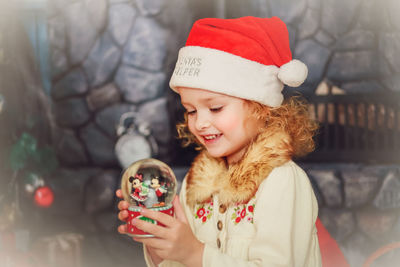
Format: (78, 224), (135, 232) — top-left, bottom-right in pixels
(202, 134), (222, 143)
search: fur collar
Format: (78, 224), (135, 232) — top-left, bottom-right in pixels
(185, 130), (293, 208)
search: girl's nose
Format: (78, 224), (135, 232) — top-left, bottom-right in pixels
(195, 112), (211, 130)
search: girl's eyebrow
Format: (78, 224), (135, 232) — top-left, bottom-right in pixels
(200, 97), (223, 103)
(180, 101), (193, 107)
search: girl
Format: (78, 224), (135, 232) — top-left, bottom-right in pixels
(117, 16), (322, 266)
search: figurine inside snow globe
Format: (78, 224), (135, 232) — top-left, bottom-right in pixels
(121, 158), (177, 237)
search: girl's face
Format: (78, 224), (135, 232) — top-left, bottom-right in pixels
(178, 87), (264, 165)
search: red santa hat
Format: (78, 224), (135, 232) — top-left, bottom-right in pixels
(169, 16), (308, 107)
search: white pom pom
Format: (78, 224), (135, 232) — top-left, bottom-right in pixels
(277, 59), (308, 87)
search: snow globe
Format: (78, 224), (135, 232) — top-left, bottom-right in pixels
(120, 158), (177, 237)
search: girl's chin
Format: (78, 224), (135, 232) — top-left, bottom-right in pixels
(203, 148), (226, 159)
(207, 148), (246, 165)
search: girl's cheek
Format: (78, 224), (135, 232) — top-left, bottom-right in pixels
(187, 118), (193, 130)
(216, 115), (240, 131)
(187, 119), (197, 135)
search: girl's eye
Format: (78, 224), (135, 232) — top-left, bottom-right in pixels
(210, 107), (223, 112)
(187, 110), (196, 115)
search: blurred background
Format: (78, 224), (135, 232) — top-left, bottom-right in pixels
(0, 0), (399, 266)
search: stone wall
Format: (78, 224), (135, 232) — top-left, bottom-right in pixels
(48, 0), (192, 167)
(304, 163), (400, 266)
(43, 0), (400, 266)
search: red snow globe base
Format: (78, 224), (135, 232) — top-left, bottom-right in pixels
(120, 158), (177, 238)
(126, 205), (174, 236)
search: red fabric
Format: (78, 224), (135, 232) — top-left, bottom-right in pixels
(185, 16), (292, 67)
(316, 218), (350, 267)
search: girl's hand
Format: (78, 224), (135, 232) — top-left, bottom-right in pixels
(133, 196), (204, 267)
(116, 189), (130, 234)
(116, 189), (163, 265)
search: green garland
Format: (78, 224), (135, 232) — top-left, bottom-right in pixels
(9, 132), (58, 176)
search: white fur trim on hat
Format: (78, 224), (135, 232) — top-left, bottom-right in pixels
(277, 59), (308, 87)
(169, 46), (285, 107)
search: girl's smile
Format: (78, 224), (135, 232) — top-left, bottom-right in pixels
(202, 133), (222, 142)
(178, 87), (264, 165)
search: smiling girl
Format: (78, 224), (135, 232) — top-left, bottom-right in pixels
(117, 16), (322, 267)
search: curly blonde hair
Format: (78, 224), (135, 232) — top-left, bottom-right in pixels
(176, 96), (318, 158)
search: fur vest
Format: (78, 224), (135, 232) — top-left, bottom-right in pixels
(186, 129), (294, 208)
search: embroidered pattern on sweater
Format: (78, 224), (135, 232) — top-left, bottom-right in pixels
(194, 201), (213, 223)
(231, 202), (255, 224)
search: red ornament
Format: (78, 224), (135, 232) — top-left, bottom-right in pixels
(34, 186), (54, 207)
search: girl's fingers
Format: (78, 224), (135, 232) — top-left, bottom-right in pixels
(117, 224), (128, 234)
(134, 237), (167, 250)
(132, 218), (169, 238)
(116, 189), (123, 198)
(118, 210), (129, 221)
(140, 208), (175, 227)
(172, 196), (188, 223)
(118, 200), (129, 211)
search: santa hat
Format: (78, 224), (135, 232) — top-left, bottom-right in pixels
(169, 16), (307, 107)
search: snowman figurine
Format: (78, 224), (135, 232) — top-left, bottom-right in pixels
(120, 158), (177, 237)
